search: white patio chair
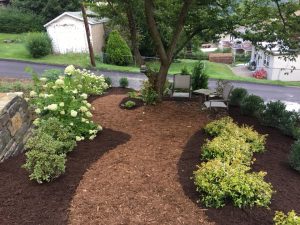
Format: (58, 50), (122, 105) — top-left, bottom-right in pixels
(172, 75), (192, 98)
(204, 84), (233, 110)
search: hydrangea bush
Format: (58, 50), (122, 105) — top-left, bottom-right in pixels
(24, 66), (108, 183)
(28, 65), (107, 140)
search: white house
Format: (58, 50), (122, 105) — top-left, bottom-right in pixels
(251, 46), (300, 81)
(44, 11), (108, 54)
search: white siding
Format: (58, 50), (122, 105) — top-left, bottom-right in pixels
(270, 55), (300, 81)
(46, 15), (105, 54)
(252, 49), (300, 81)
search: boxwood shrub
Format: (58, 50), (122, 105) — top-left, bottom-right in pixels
(289, 140), (300, 172)
(240, 94), (265, 117)
(229, 88), (248, 106)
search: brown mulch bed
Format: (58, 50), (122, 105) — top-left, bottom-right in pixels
(0, 88), (299, 225)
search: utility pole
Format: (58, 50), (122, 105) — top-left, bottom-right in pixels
(81, 3), (96, 67)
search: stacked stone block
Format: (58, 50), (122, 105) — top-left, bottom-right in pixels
(0, 93), (33, 163)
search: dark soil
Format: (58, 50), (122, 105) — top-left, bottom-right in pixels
(0, 88), (299, 225)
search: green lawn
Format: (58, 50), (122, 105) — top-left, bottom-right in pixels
(1, 33), (300, 87)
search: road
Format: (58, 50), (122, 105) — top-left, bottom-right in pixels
(0, 59), (299, 109)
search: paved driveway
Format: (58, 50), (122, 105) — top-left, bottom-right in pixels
(0, 59), (299, 108)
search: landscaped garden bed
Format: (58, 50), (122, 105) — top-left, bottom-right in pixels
(0, 88), (299, 224)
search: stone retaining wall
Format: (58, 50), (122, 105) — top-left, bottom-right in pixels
(0, 93), (33, 163)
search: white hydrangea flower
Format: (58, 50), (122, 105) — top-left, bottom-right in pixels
(39, 93), (45, 98)
(24, 98), (29, 102)
(82, 100), (88, 104)
(40, 77), (47, 82)
(86, 103), (92, 108)
(33, 118), (40, 126)
(55, 79), (64, 86)
(60, 110), (65, 115)
(77, 84), (83, 89)
(81, 118), (86, 122)
(97, 125), (103, 131)
(59, 102), (64, 107)
(80, 93), (88, 99)
(43, 84), (48, 88)
(70, 110), (78, 117)
(80, 106), (88, 112)
(75, 136), (81, 142)
(72, 89), (78, 94)
(47, 104), (58, 111)
(35, 108), (41, 114)
(64, 65), (75, 75)
(29, 91), (37, 97)
(89, 135), (96, 140)
(86, 112), (93, 118)
(70, 122), (74, 126)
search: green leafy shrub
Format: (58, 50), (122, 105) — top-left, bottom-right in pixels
(128, 91), (138, 98)
(191, 61), (208, 90)
(124, 100), (136, 109)
(119, 77), (129, 88)
(229, 88), (248, 106)
(204, 116), (237, 137)
(0, 8), (43, 33)
(23, 132), (66, 183)
(260, 101), (300, 139)
(201, 135), (253, 165)
(105, 30), (133, 66)
(104, 77), (112, 87)
(204, 117), (267, 153)
(194, 159), (273, 208)
(289, 140), (300, 172)
(36, 118), (76, 154)
(41, 69), (61, 82)
(26, 32), (52, 58)
(274, 210), (300, 225)
(141, 80), (158, 105)
(240, 94), (265, 117)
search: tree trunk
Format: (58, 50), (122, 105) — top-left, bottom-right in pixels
(124, 0), (144, 66)
(81, 4), (96, 67)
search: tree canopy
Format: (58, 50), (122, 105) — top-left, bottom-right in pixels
(12, 0), (81, 23)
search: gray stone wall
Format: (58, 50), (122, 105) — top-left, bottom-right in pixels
(0, 93), (33, 163)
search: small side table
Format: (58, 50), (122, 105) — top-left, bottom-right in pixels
(193, 89), (215, 102)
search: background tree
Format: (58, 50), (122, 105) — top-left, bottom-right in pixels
(12, 0), (81, 23)
(90, 0), (299, 99)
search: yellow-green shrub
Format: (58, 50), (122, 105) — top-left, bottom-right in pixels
(274, 211), (300, 225)
(194, 159), (274, 208)
(201, 135), (253, 165)
(204, 116), (238, 137)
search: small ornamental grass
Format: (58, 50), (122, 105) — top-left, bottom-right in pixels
(274, 210), (300, 225)
(195, 117), (273, 208)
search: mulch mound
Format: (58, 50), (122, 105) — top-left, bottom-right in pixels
(119, 97), (144, 110)
(0, 88), (299, 225)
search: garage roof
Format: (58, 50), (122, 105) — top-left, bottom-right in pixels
(44, 11), (108, 27)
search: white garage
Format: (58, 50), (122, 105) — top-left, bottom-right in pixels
(44, 11), (108, 54)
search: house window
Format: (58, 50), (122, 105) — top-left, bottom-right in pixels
(263, 55), (270, 67)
